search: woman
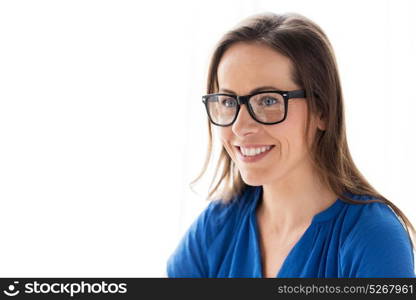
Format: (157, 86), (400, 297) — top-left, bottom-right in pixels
(166, 12), (415, 278)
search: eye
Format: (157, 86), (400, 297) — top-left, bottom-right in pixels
(261, 97), (278, 106)
(221, 97), (237, 108)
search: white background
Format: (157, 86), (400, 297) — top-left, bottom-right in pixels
(0, 0), (415, 277)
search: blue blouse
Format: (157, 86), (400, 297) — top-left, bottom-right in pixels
(167, 185), (415, 278)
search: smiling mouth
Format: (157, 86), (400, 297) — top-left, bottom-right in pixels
(235, 145), (276, 157)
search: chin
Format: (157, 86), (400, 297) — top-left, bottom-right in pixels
(239, 167), (286, 187)
(239, 171), (267, 187)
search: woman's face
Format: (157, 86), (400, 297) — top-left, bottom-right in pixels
(216, 42), (323, 187)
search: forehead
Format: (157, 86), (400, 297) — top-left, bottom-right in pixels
(217, 42), (295, 92)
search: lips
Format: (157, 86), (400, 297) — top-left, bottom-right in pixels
(235, 145), (276, 163)
(234, 144), (276, 153)
(235, 145), (275, 154)
(234, 144), (275, 148)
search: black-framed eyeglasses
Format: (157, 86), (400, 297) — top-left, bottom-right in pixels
(201, 89), (306, 127)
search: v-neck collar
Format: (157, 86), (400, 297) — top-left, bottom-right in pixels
(249, 185), (345, 278)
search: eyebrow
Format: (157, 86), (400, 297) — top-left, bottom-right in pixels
(218, 85), (282, 95)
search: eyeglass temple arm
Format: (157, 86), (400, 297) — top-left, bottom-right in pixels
(287, 90), (306, 99)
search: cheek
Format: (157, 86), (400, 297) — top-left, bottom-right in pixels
(216, 127), (229, 143)
(266, 121), (305, 158)
(216, 127), (234, 153)
(283, 105), (309, 145)
(265, 123), (290, 148)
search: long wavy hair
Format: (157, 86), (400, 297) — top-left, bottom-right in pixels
(189, 12), (415, 250)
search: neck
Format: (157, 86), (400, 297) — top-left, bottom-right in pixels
(257, 163), (337, 236)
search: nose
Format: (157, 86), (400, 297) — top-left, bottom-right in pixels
(231, 104), (260, 137)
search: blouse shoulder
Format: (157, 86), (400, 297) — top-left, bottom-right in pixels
(339, 195), (415, 277)
(166, 185), (256, 277)
(203, 185), (257, 246)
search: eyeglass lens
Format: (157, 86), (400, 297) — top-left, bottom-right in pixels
(206, 92), (285, 125)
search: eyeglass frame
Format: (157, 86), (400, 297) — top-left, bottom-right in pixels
(202, 89), (306, 127)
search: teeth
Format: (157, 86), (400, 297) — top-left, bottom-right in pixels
(240, 146), (272, 156)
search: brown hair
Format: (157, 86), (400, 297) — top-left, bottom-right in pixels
(190, 12), (415, 250)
